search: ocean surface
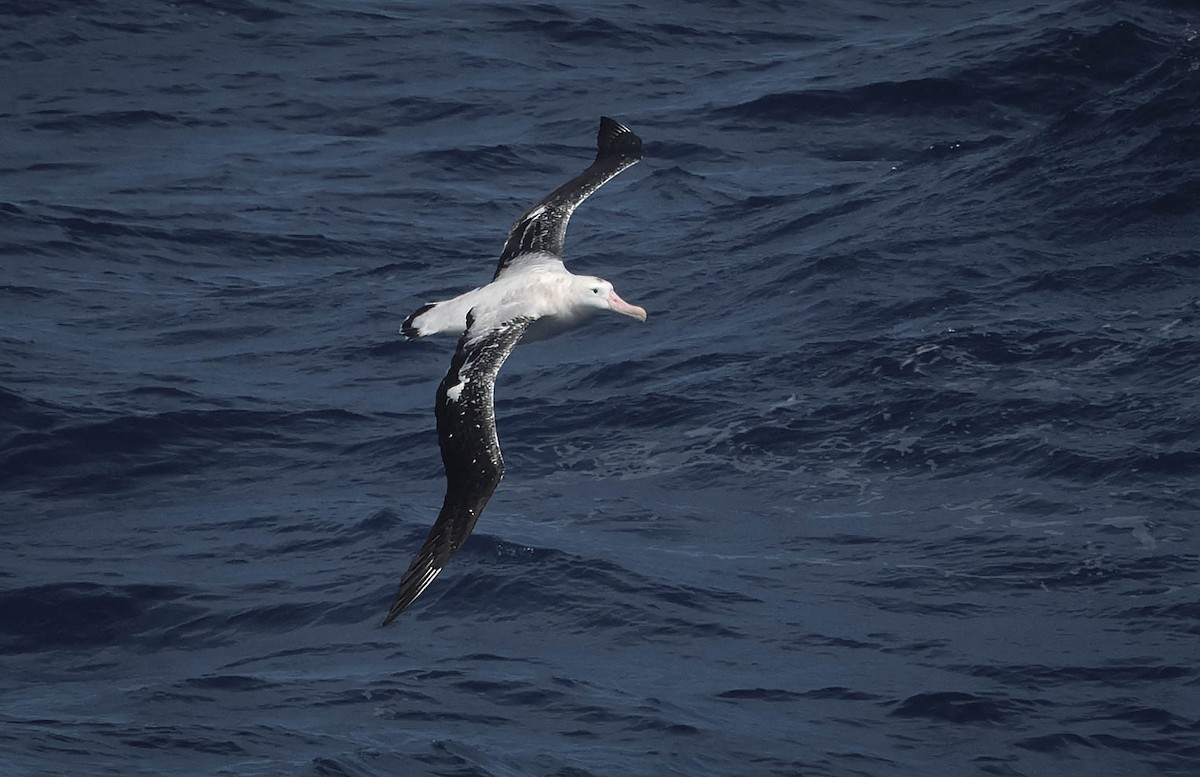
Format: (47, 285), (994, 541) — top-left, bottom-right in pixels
(2, 1), (1199, 775)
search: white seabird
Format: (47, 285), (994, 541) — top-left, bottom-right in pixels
(383, 117), (646, 624)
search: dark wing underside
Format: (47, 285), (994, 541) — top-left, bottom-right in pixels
(382, 315), (534, 624)
(493, 116), (642, 279)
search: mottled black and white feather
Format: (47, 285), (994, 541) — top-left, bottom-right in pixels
(382, 314), (534, 624)
(493, 116), (642, 279)
(385, 118), (646, 623)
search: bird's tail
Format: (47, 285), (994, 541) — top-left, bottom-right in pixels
(401, 302), (438, 339)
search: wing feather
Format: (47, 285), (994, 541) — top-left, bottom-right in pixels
(493, 117), (642, 279)
(382, 314), (535, 624)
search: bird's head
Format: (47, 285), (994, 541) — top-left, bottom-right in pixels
(574, 276), (647, 322)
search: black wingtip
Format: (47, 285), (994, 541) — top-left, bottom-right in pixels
(596, 116), (642, 163)
(382, 556), (443, 625)
(381, 592), (414, 626)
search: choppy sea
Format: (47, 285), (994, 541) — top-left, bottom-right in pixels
(3, 1), (1199, 775)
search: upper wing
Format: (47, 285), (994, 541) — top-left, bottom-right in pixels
(382, 314), (534, 624)
(493, 116), (642, 279)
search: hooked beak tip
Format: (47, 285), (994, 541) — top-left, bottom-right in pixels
(608, 290), (647, 323)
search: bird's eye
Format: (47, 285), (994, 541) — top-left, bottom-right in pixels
(592, 287), (602, 295)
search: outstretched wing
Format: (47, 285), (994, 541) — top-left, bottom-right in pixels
(382, 314), (535, 624)
(493, 116), (642, 279)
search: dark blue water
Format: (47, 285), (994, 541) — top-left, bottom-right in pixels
(3, 1), (1199, 775)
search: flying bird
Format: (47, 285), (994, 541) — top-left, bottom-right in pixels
(383, 117), (646, 624)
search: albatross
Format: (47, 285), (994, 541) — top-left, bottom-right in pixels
(383, 117), (646, 624)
